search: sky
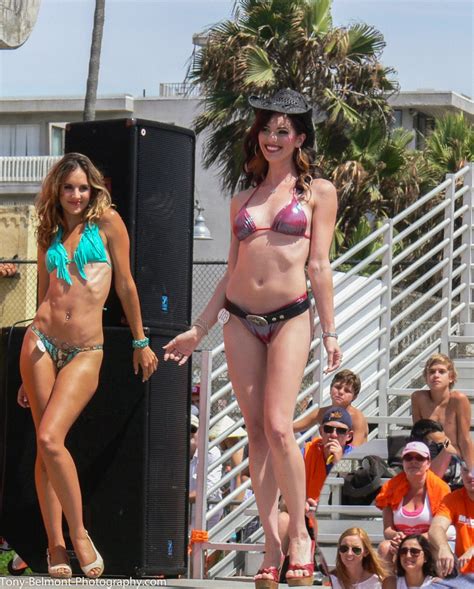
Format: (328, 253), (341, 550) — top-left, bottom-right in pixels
(0, 0), (472, 99)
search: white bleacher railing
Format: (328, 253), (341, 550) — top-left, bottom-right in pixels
(191, 164), (474, 579)
(0, 156), (61, 182)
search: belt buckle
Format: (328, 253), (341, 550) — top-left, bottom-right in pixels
(246, 314), (268, 327)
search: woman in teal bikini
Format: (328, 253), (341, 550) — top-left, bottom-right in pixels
(18, 152), (158, 578)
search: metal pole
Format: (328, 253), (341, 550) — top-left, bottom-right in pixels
(441, 174), (456, 352)
(378, 221), (393, 439)
(191, 350), (213, 579)
(459, 164), (473, 326)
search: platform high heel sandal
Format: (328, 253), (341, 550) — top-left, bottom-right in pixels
(46, 550), (72, 579)
(254, 565), (280, 589)
(80, 532), (104, 578)
(286, 540), (315, 587)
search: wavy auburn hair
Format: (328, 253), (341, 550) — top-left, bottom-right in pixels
(243, 109), (321, 199)
(36, 152), (112, 250)
(333, 527), (389, 589)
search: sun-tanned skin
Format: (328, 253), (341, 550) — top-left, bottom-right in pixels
(18, 159), (158, 577)
(411, 361), (473, 467)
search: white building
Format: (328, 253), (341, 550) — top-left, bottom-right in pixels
(1, 88), (473, 261)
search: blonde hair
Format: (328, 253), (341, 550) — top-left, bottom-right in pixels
(423, 353), (457, 388)
(36, 153), (112, 250)
(243, 109), (321, 199)
(334, 527), (388, 589)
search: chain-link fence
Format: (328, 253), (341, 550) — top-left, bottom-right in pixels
(0, 260), (38, 328)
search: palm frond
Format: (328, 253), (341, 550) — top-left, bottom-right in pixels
(244, 45), (275, 85)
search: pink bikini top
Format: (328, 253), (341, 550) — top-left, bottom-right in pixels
(233, 186), (310, 241)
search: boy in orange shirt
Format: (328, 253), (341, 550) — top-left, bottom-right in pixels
(429, 461), (474, 576)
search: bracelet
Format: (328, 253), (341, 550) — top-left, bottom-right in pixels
(192, 317), (209, 336)
(132, 337), (149, 349)
(322, 332), (338, 339)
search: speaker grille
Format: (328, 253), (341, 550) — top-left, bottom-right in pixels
(135, 125), (194, 330)
(65, 118), (195, 329)
(0, 326), (190, 577)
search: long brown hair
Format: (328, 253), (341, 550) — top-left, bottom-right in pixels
(36, 152), (112, 250)
(334, 527), (389, 589)
(242, 109), (321, 198)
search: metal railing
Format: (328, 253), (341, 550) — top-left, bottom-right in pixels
(191, 164), (474, 578)
(158, 83), (202, 98)
(0, 156), (61, 182)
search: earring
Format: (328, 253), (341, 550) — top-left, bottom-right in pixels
(254, 144), (260, 156)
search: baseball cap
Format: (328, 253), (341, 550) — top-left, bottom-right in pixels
(401, 441), (430, 459)
(321, 406), (352, 429)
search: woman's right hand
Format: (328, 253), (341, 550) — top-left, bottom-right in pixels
(17, 384), (29, 409)
(163, 327), (201, 365)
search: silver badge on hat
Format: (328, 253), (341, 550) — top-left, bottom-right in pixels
(217, 308), (230, 325)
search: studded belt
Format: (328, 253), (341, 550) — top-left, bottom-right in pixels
(224, 295), (309, 327)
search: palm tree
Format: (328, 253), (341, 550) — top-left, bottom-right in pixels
(84, 0), (106, 121)
(189, 0), (398, 193)
(326, 121), (431, 238)
(424, 112), (474, 177)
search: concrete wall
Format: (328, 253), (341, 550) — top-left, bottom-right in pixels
(0, 204), (37, 326)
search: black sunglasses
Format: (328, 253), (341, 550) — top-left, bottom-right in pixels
(339, 545), (362, 555)
(323, 424), (349, 435)
(400, 547), (422, 557)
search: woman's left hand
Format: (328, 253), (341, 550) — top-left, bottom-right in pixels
(133, 347), (159, 382)
(323, 336), (343, 373)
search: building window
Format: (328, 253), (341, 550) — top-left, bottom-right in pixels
(393, 109), (403, 128)
(49, 123), (66, 156)
(0, 124), (40, 156)
(414, 113), (435, 149)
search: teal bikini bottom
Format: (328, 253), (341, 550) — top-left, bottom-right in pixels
(31, 325), (103, 370)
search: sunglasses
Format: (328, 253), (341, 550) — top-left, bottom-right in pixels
(339, 545), (362, 555)
(400, 547), (422, 557)
(323, 425), (349, 435)
(403, 453), (428, 462)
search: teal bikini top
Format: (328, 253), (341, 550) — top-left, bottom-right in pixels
(46, 223), (110, 285)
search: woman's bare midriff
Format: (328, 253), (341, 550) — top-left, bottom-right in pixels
(34, 262), (112, 346)
(226, 233), (310, 312)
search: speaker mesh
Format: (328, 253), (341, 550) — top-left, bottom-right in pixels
(65, 118), (194, 330)
(135, 125), (194, 330)
(0, 326), (190, 577)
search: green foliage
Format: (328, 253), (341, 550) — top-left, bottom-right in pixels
(424, 112), (474, 176)
(189, 0), (398, 197)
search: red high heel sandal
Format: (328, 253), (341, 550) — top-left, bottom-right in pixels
(286, 540), (315, 587)
(254, 565), (280, 589)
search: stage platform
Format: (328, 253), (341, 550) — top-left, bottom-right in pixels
(0, 576), (297, 588)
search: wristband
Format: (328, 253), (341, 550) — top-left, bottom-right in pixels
(322, 332), (338, 339)
(132, 337), (149, 349)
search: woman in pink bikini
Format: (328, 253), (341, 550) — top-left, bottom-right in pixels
(164, 89), (341, 588)
(18, 153), (158, 578)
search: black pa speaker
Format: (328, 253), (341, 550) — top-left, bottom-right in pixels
(0, 325), (191, 577)
(65, 118), (195, 331)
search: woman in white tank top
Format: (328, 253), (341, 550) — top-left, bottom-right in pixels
(382, 535), (439, 589)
